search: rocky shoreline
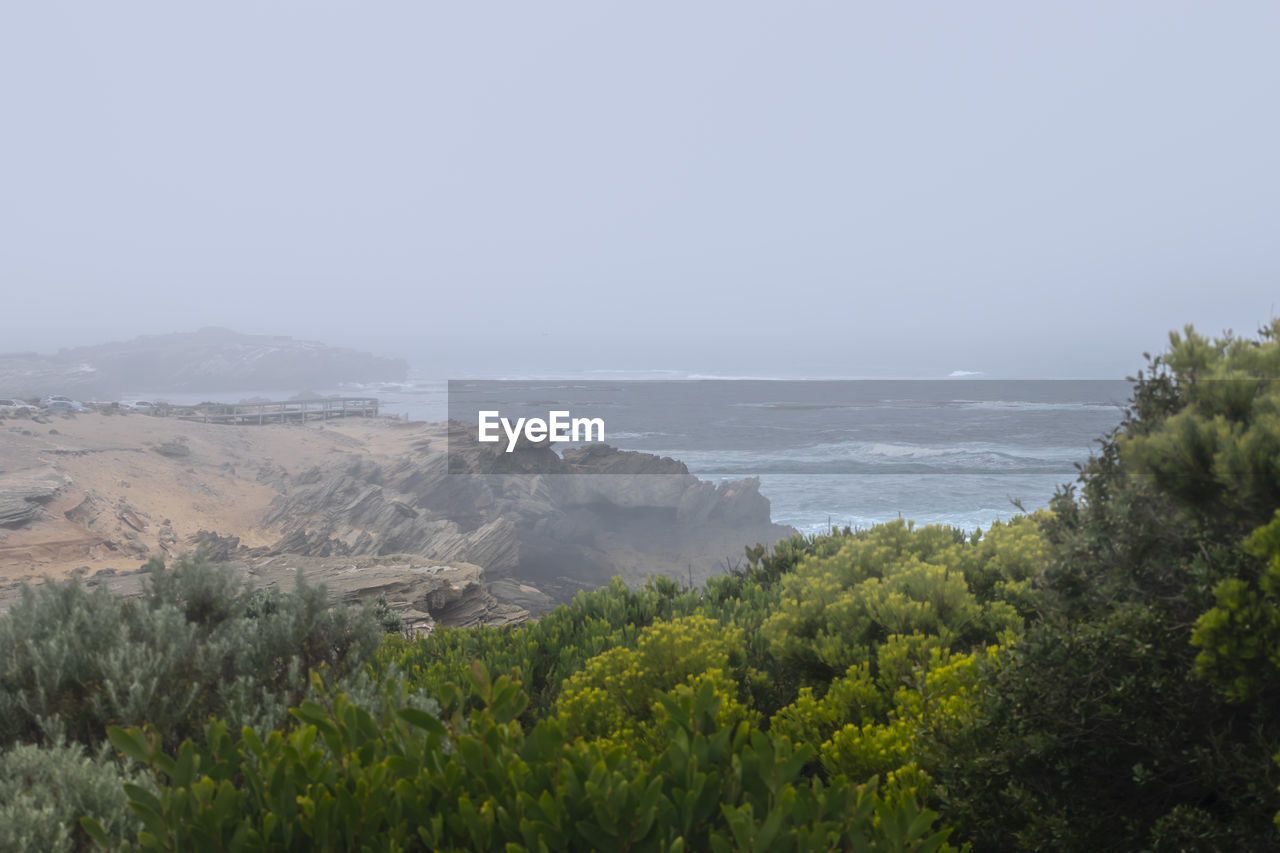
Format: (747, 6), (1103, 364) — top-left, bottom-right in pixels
(0, 410), (794, 628)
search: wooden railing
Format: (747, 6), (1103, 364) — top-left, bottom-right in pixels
(168, 397), (380, 424)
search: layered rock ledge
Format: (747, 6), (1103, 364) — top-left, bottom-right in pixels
(0, 413), (794, 618)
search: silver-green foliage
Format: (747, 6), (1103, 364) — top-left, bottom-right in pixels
(0, 553), (391, 750)
(0, 741), (151, 852)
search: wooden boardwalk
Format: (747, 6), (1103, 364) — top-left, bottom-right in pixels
(172, 397), (379, 425)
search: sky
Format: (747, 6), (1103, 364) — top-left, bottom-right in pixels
(3, 2), (1277, 378)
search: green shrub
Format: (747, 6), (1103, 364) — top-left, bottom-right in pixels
(762, 520), (1029, 684)
(0, 552), (392, 750)
(94, 667), (963, 852)
(556, 614), (754, 748)
(937, 322), (1280, 850)
(0, 741), (151, 852)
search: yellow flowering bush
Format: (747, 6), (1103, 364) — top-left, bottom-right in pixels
(557, 615), (750, 747)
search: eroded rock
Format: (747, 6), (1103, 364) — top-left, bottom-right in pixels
(0, 468), (65, 528)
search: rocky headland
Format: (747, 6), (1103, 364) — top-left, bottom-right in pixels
(0, 327), (408, 398)
(0, 409), (793, 627)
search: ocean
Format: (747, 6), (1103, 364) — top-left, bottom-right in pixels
(351, 376), (1132, 537)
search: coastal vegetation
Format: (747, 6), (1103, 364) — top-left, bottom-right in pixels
(2, 321), (1279, 850)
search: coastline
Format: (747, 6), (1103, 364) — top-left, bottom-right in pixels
(0, 409), (793, 610)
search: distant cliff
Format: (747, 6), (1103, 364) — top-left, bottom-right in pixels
(0, 328), (408, 396)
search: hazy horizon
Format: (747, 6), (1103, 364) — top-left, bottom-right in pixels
(5, 3), (1277, 378)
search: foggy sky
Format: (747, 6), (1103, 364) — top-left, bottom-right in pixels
(4, 2), (1277, 378)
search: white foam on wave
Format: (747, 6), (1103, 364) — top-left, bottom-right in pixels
(607, 431), (667, 441)
(868, 443), (946, 458)
(644, 439), (1087, 475)
(952, 399), (1127, 412)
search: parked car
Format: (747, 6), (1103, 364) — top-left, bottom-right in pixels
(120, 400), (158, 414)
(42, 395), (73, 405)
(0, 398), (37, 412)
(45, 400), (89, 413)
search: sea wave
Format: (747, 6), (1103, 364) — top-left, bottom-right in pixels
(729, 398), (1124, 412)
(606, 431), (669, 441)
(950, 399), (1128, 411)
(649, 439), (1085, 476)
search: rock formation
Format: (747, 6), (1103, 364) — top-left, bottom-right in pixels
(0, 468), (65, 528)
(259, 424), (793, 601)
(0, 413), (795, 621)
